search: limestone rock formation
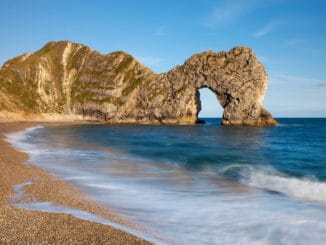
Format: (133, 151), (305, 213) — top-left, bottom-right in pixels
(0, 41), (278, 126)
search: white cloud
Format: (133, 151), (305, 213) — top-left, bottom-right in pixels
(154, 26), (167, 37)
(203, 0), (259, 28)
(286, 38), (306, 46)
(137, 56), (165, 67)
(253, 21), (280, 38)
(270, 74), (326, 88)
(212, 3), (244, 23)
(265, 74), (326, 117)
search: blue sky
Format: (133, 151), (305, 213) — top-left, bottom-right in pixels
(1, 0), (325, 117)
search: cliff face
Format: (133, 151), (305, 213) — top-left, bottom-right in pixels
(0, 41), (278, 126)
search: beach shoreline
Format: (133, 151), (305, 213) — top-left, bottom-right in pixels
(0, 122), (152, 244)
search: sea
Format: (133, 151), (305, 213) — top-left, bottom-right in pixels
(6, 118), (326, 245)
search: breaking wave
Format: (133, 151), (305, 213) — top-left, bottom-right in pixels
(219, 164), (326, 203)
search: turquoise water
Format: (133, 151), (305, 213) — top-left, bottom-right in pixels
(7, 118), (326, 244)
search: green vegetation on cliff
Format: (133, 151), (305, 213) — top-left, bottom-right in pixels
(0, 41), (277, 126)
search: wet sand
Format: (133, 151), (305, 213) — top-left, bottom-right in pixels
(0, 122), (152, 244)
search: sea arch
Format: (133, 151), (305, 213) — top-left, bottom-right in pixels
(153, 47), (278, 126)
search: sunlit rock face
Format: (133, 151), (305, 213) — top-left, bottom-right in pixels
(0, 41), (277, 126)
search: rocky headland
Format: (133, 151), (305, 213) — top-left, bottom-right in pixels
(0, 41), (278, 126)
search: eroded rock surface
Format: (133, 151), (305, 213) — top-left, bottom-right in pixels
(0, 41), (278, 126)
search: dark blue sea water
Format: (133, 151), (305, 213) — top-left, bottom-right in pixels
(7, 118), (326, 244)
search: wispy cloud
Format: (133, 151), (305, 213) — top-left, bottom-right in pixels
(270, 74), (326, 88)
(203, 0), (259, 28)
(253, 21), (280, 38)
(305, 48), (323, 56)
(137, 56), (165, 67)
(286, 38), (306, 46)
(266, 73), (326, 117)
(154, 26), (167, 36)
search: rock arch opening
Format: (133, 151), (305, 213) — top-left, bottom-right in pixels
(196, 87), (223, 124)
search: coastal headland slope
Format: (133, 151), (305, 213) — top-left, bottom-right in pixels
(0, 41), (277, 126)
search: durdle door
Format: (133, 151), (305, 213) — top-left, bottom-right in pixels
(0, 41), (278, 126)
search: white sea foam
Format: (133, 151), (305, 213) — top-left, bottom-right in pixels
(65, 176), (93, 180)
(7, 125), (44, 141)
(10, 181), (167, 245)
(6, 181), (33, 204)
(85, 183), (123, 190)
(246, 171), (326, 203)
(6, 126), (34, 142)
(220, 164), (326, 203)
(5, 125), (44, 154)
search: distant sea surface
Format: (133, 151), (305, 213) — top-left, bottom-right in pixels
(8, 118), (326, 244)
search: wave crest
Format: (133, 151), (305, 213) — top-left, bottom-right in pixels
(219, 164), (326, 203)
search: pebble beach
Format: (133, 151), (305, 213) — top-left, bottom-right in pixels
(0, 122), (151, 245)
